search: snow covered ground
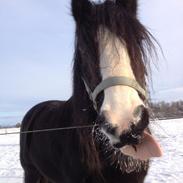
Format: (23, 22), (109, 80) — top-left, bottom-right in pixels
(0, 128), (22, 183)
(0, 119), (183, 183)
(145, 118), (183, 183)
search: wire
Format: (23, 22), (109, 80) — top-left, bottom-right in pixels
(0, 124), (99, 136)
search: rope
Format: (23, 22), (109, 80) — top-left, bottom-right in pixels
(0, 124), (99, 136)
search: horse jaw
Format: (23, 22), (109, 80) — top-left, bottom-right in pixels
(99, 27), (144, 134)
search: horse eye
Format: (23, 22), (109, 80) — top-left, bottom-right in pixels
(96, 92), (104, 108)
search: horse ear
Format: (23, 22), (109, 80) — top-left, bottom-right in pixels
(72, 0), (93, 22)
(116, 0), (137, 16)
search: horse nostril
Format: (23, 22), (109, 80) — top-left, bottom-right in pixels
(132, 106), (149, 133)
(133, 105), (144, 119)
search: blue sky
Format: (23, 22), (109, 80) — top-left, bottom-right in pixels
(140, 0), (183, 101)
(0, 0), (183, 124)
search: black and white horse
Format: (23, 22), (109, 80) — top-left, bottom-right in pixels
(20, 0), (162, 182)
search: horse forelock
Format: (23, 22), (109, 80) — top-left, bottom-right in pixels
(73, 2), (157, 91)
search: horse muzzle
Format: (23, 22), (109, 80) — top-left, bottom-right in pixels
(113, 106), (149, 148)
(98, 106), (163, 160)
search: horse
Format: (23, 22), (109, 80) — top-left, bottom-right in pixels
(20, 0), (163, 182)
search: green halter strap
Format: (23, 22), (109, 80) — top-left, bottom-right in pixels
(83, 76), (147, 110)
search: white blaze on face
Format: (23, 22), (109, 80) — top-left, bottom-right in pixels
(99, 28), (144, 135)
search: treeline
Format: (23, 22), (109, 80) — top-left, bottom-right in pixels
(150, 100), (183, 119)
(0, 122), (21, 129)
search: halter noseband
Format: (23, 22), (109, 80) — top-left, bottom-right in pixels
(83, 76), (147, 110)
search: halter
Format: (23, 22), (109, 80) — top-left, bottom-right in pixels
(83, 76), (147, 110)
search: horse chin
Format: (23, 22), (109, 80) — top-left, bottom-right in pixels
(95, 127), (149, 173)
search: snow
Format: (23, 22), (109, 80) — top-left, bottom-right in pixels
(0, 128), (22, 183)
(145, 118), (183, 183)
(0, 119), (183, 183)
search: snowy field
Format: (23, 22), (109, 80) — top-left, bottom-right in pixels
(0, 119), (183, 183)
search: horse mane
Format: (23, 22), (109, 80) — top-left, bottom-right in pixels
(71, 1), (157, 176)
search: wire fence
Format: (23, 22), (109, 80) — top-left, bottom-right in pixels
(0, 124), (98, 136)
(0, 124), (100, 181)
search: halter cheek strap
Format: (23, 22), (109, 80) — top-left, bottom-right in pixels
(82, 76), (147, 110)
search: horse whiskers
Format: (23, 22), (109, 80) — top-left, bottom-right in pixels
(93, 126), (149, 173)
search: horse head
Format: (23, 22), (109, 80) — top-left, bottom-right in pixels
(72, 0), (162, 172)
